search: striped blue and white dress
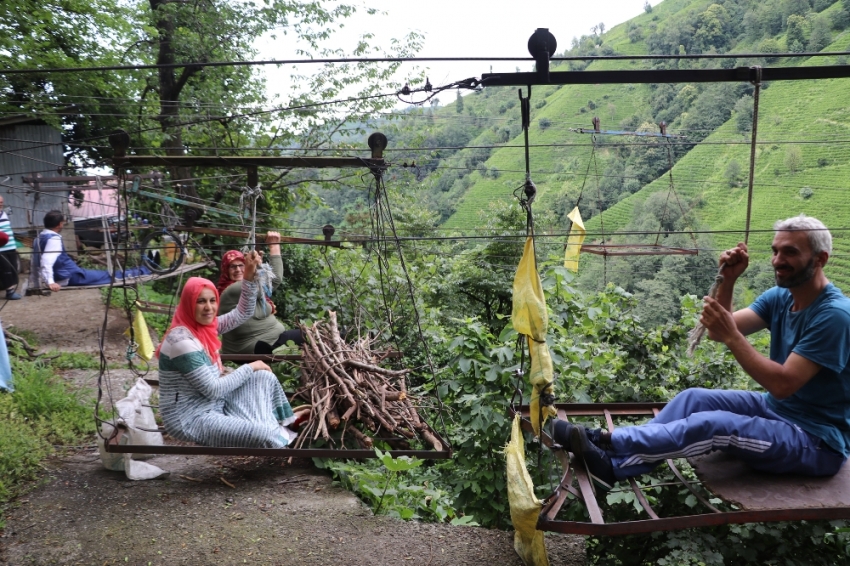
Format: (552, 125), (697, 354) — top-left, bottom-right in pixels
(0, 211), (15, 252)
(158, 280), (295, 448)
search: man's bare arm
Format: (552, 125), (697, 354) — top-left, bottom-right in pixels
(723, 337), (820, 399)
(732, 308), (768, 336)
(702, 297), (820, 399)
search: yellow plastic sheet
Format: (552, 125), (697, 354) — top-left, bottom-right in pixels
(564, 206), (586, 272)
(505, 413), (549, 566)
(512, 237), (557, 436)
(124, 307), (155, 361)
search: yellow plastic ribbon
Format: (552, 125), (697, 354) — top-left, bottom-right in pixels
(505, 413), (549, 566)
(564, 206), (586, 272)
(512, 237), (557, 436)
(124, 306), (155, 361)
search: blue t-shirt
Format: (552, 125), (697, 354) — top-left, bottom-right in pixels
(750, 284), (850, 456)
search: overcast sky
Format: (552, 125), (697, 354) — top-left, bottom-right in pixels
(257, 0), (661, 102)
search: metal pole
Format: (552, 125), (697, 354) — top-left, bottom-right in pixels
(745, 67), (762, 246)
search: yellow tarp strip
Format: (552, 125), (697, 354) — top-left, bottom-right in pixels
(505, 413), (549, 566)
(125, 307), (155, 361)
(564, 206), (586, 272)
(512, 237), (557, 436)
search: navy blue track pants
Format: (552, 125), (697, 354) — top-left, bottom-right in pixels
(610, 388), (846, 480)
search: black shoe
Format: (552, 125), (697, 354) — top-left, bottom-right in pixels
(551, 419), (575, 449)
(570, 426), (617, 493)
(586, 427), (613, 451)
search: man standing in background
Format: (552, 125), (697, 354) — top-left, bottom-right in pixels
(0, 196), (22, 300)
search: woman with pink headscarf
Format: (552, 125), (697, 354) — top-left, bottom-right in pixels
(217, 231), (303, 354)
(156, 251), (296, 448)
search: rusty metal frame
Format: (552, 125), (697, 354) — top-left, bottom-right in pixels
(98, 131), (452, 460)
(513, 403), (850, 536)
(103, 426), (452, 460)
(580, 244), (698, 257)
(112, 155), (385, 169)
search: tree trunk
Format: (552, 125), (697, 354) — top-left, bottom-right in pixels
(150, 0), (203, 221)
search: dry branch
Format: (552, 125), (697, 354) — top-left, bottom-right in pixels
(291, 312), (442, 452)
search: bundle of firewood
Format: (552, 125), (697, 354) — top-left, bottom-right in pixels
(293, 311), (443, 451)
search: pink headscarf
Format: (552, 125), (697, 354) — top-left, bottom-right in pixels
(156, 277), (222, 369)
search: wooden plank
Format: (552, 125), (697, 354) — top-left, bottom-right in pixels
(691, 451), (850, 511)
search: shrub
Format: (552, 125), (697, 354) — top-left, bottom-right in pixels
(832, 10), (850, 29)
(735, 95), (754, 133)
(785, 145), (804, 172)
(758, 38), (782, 63)
(538, 117), (552, 130)
(725, 159), (743, 187)
(627, 22), (643, 42)
(800, 186), (814, 199)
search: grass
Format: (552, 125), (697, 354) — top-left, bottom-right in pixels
(0, 349), (97, 527)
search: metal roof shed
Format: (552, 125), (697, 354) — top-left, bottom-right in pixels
(0, 115), (69, 233)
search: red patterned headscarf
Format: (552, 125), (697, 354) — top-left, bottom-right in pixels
(156, 277), (222, 370)
(217, 250), (245, 294)
(217, 249), (275, 312)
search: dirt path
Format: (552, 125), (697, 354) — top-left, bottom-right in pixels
(1, 288), (129, 360)
(0, 290), (585, 565)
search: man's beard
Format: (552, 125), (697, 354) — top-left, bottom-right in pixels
(775, 257), (816, 288)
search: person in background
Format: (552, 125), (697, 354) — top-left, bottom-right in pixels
(218, 231), (304, 355)
(0, 316), (12, 392)
(35, 210), (150, 290)
(0, 196), (21, 300)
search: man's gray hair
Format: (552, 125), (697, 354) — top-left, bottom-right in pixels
(774, 214), (832, 255)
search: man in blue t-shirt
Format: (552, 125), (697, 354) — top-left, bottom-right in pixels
(553, 214), (849, 491)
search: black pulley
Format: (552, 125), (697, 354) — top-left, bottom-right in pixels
(528, 28), (557, 79)
(367, 132), (388, 159)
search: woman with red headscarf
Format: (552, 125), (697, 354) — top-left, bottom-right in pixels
(156, 251), (296, 448)
(218, 231), (303, 354)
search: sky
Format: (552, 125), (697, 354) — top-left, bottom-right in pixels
(257, 0), (662, 104)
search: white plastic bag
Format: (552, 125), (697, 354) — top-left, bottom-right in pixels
(97, 378), (169, 480)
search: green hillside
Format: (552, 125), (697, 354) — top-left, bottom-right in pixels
(589, 29), (850, 290)
(441, 0), (722, 230)
(436, 0), (850, 290)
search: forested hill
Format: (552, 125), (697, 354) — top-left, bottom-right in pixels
(293, 0), (850, 320)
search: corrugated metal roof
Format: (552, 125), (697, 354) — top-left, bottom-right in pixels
(0, 124), (69, 232)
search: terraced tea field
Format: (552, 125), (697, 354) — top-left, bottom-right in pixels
(588, 31), (850, 290)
